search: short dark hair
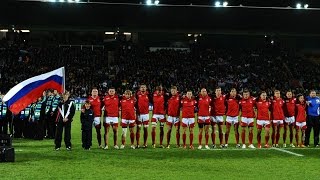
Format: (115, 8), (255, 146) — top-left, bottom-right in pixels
(109, 87), (115, 90)
(85, 100), (90, 104)
(243, 89), (250, 93)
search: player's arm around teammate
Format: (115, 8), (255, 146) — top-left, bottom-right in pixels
(103, 87), (120, 150)
(181, 90), (197, 149)
(120, 90), (136, 149)
(196, 88), (211, 150)
(166, 86), (181, 148)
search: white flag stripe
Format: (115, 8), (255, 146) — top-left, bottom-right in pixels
(3, 67), (64, 102)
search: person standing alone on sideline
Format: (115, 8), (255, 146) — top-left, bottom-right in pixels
(305, 90), (320, 147)
(55, 92), (75, 151)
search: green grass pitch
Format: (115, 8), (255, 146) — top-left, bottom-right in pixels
(3, 112), (320, 179)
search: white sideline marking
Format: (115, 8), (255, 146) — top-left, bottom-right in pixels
(15, 149), (23, 152)
(271, 148), (304, 157)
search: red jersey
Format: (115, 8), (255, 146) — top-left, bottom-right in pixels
(226, 96), (240, 117)
(197, 95), (211, 116)
(153, 92), (165, 115)
(211, 95), (226, 116)
(256, 100), (271, 120)
(167, 94), (180, 117)
(295, 103), (307, 122)
(181, 97), (197, 118)
(136, 91), (150, 114)
(120, 97), (135, 120)
(88, 96), (102, 117)
(240, 97), (256, 118)
(103, 95), (119, 117)
(271, 97), (285, 120)
(284, 98), (296, 117)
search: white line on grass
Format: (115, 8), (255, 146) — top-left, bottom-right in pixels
(271, 148), (304, 157)
(200, 148), (271, 151)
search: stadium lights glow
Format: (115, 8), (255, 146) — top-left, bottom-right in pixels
(187, 34), (192, 37)
(59, 0), (64, 2)
(21, 30), (30, 33)
(296, 3), (301, 9)
(123, 32), (131, 35)
(146, 0), (152, 5)
(304, 4), (309, 8)
(154, 0), (160, 5)
(0, 29), (8, 32)
(223, 1), (228, 7)
(105, 32), (115, 35)
(215, 1), (221, 7)
(68, 0), (74, 3)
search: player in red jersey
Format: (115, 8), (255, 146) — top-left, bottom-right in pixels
(197, 88), (211, 150)
(271, 90), (285, 148)
(103, 87), (120, 150)
(295, 94), (307, 148)
(151, 86), (167, 148)
(210, 86), (226, 148)
(225, 88), (241, 148)
(166, 86), (181, 148)
(181, 90), (197, 149)
(87, 88), (103, 148)
(256, 91), (272, 148)
(120, 90), (136, 149)
(135, 84), (151, 148)
(283, 90), (296, 148)
(239, 89), (256, 149)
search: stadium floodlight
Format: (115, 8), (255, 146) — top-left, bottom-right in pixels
(68, 0), (74, 3)
(75, 0), (80, 2)
(154, 0), (160, 5)
(296, 3), (301, 9)
(223, 1), (228, 7)
(123, 32), (131, 35)
(59, 0), (64, 2)
(304, 4), (309, 8)
(0, 29), (8, 32)
(105, 32), (115, 35)
(215, 1), (221, 7)
(146, 0), (152, 5)
(21, 30), (30, 33)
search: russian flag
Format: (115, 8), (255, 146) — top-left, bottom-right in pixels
(3, 67), (65, 115)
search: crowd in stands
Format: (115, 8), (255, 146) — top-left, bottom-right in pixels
(0, 40), (320, 98)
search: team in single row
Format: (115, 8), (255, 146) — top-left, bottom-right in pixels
(84, 85), (319, 150)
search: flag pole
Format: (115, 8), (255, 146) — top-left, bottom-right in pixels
(62, 67), (66, 93)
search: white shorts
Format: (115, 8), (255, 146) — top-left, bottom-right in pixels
(121, 119), (135, 127)
(198, 116), (210, 121)
(241, 117), (254, 126)
(138, 114), (149, 122)
(182, 118), (195, 127)
(272, 120), (284, 126)
(285, 116), (295, 125)
(93, 117), (101, 126)
(104, 117), (118, 124)
(152, 114), (165, 121)
(226, 116), (239, 125)
(211, 116), (224, 123)
(257, 120), (271, 128)
(296, 122), (307, 129)
(152, 114), (166, 125)
(167, 116), (180, 125)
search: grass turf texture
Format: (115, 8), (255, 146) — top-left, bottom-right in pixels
(3, 112), (320, 179)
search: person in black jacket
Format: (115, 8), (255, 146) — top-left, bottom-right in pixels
(81, 100), (94, 150)
(54, 91), (75, 151)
